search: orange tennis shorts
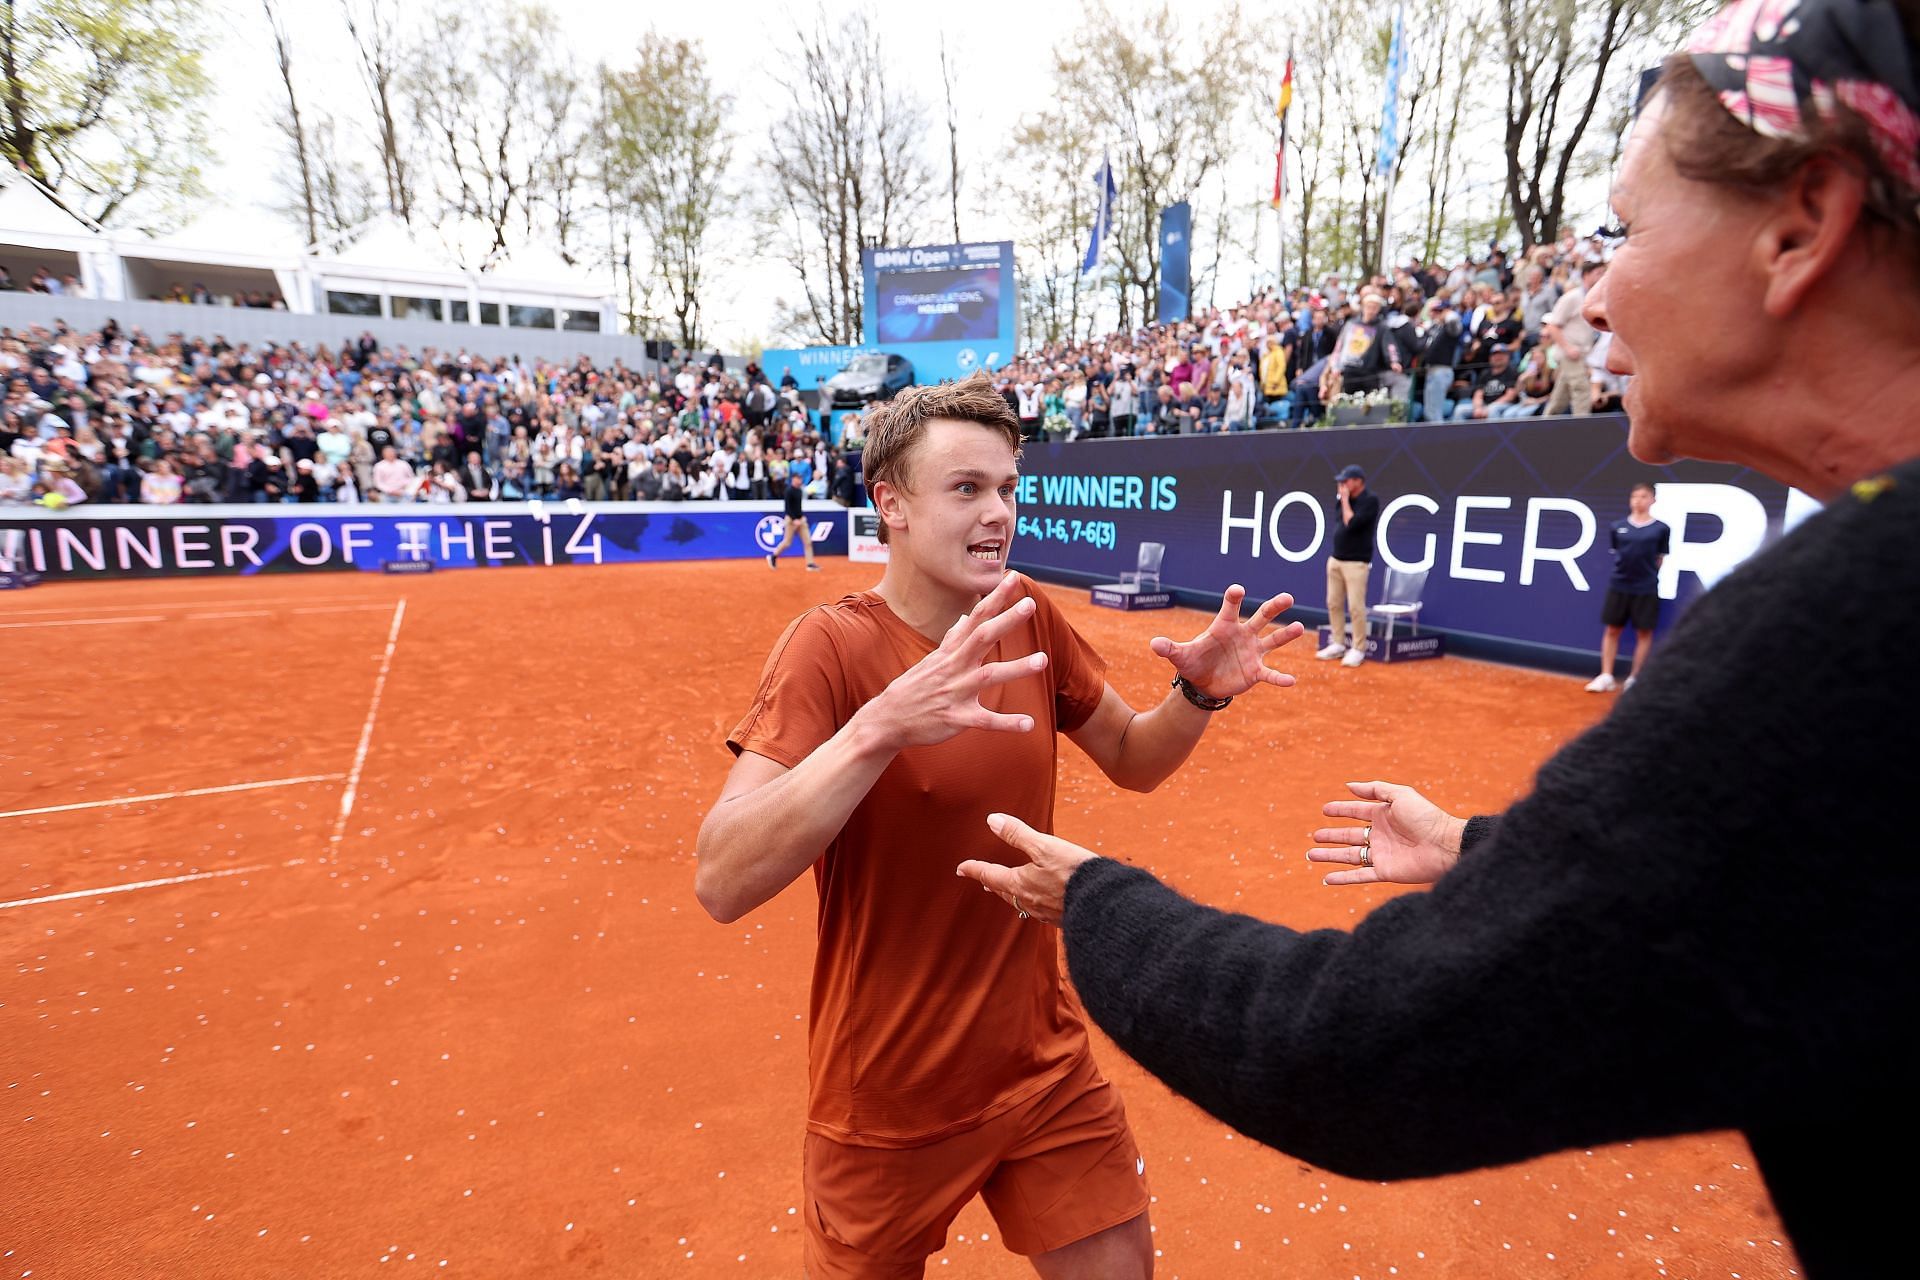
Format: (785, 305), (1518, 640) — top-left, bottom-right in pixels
(802, 1053), (1150, 1278)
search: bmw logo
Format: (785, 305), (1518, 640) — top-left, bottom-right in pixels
(956, 348), (978, 369)
(753, 515), (785, 552)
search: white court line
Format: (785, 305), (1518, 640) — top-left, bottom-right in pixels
(329, 599), (407, 846)
(0, 606), (391, 629)
(0, 595), (389, 618)
(0, 858), (308, 911)
(0, 615), (165, 630)
(0, 773), (346, 821)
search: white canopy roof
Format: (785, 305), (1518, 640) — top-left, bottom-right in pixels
(0, 173), (102, 248)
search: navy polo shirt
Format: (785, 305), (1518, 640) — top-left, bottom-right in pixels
(1609, 518), (1671, 595)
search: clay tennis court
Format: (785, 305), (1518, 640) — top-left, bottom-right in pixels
(2, 560), (1798, 1278)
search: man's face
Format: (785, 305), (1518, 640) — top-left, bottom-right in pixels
(1490, 351), (1511, 374)
(878, 420), (1018, 598)
(1629, 485), (1655, 517)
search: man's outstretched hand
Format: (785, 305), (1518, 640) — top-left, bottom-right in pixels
(1151, 585), (1306, 700)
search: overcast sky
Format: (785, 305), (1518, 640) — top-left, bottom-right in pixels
(199, 0), (1608, 349)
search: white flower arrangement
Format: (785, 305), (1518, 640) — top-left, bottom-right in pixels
(1332, 387), (1396, 408)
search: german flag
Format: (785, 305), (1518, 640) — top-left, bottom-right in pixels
(1271, 53), (1294, 209)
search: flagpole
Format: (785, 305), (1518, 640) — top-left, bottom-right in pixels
(1275, 41), (1294, 308)
(1375, 8), (1406, 280)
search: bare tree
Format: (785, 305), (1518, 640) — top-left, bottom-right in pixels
(1495, 0), (1708, 247)
(1049, 1), (1255, 328)
(999, 106), (1098, 346)
(763, 10), (934, 346)
(1414, 0), (1482, 261)
(401, 0), (582, 266)
(341, 0), (413, 224)
(598, 35), (731, 348)
(261, 0), (317, 245)
(304, 113), (380, 239)
(939, 33), (962, 243)
(1289, 57), (1331, 291)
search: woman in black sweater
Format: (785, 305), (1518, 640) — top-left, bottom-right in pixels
(959, 4), (1920, 1275)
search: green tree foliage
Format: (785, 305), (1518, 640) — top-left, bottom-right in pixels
(0, 0), (212, 229)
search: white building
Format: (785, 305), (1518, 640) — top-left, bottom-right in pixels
(0, 172), (616, 335)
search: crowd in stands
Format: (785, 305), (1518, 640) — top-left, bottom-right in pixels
(3, 258), (290, 307)
(0, 263), (88, 298)
(0, 322), (862, 509)
(990, 225), (1623, 439)
(0, 227), (1625, 509)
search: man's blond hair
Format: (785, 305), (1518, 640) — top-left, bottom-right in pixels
(859, 372), (1022, 544)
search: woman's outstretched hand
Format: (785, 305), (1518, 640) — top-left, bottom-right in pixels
(1307, 780), (1467, 886)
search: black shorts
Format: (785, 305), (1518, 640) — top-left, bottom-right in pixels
(1601, 589), (1659, 632)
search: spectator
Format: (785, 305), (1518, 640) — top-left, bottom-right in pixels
(1109, 370), (1137, 438)
(461, 450), (492, 502)
(1452, 347), (1523, 421)
(1519, 264), (1561, 341)
(1416, 299), (1464, 423)
(33, 457), (87, 506)
(139, 457), (183, 505)
(291, 457), (321, 503)
(372, 444), (415, 503)
(0, 455), (31, 503)
(828, 456), (857, 507)
(1086, 379), (1111, 438)
(1329, 293), (1393, 396)
(1544, 260), (1606, 415)
(1259, 333), (1291, 420)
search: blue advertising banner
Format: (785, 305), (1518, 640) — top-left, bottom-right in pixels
(760, 338), (1010, 393)
(1008, 415), (1821, 665)
(758, 344), (883, 392)
(1156, 203), (1193, 325)
(0, 501), (850, 581)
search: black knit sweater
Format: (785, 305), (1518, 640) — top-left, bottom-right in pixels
(1062, 458), (1920, 1279)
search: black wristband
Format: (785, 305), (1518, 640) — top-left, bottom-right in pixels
(1171, 675), (1231, 711)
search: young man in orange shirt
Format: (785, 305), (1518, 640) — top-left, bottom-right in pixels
(696, 371), (1302, 1278)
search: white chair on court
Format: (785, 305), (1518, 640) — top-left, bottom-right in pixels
(1119, 541), (1165, 592)
(1368, 567), (1428, 642)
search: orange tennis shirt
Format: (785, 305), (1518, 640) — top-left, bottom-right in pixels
(727, 575), (1108, 1148)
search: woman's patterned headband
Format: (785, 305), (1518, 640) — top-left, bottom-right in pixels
(1686, 0), (1920, 216)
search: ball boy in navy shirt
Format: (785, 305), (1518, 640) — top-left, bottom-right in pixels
(1587, 481), (1670, 692)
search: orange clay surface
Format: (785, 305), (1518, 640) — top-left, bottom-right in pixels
(1, 560), (1798, 1279)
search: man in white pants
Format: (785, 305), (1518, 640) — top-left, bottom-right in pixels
(1318, 464), (1380, 668)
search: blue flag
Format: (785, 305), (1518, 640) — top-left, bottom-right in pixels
(1081, 152), (1118, 276)
(1377, 7), (1410, 178)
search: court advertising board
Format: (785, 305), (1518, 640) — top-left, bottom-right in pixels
(1008, 414), (1820, 664)
(848, 509), (889, 564)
